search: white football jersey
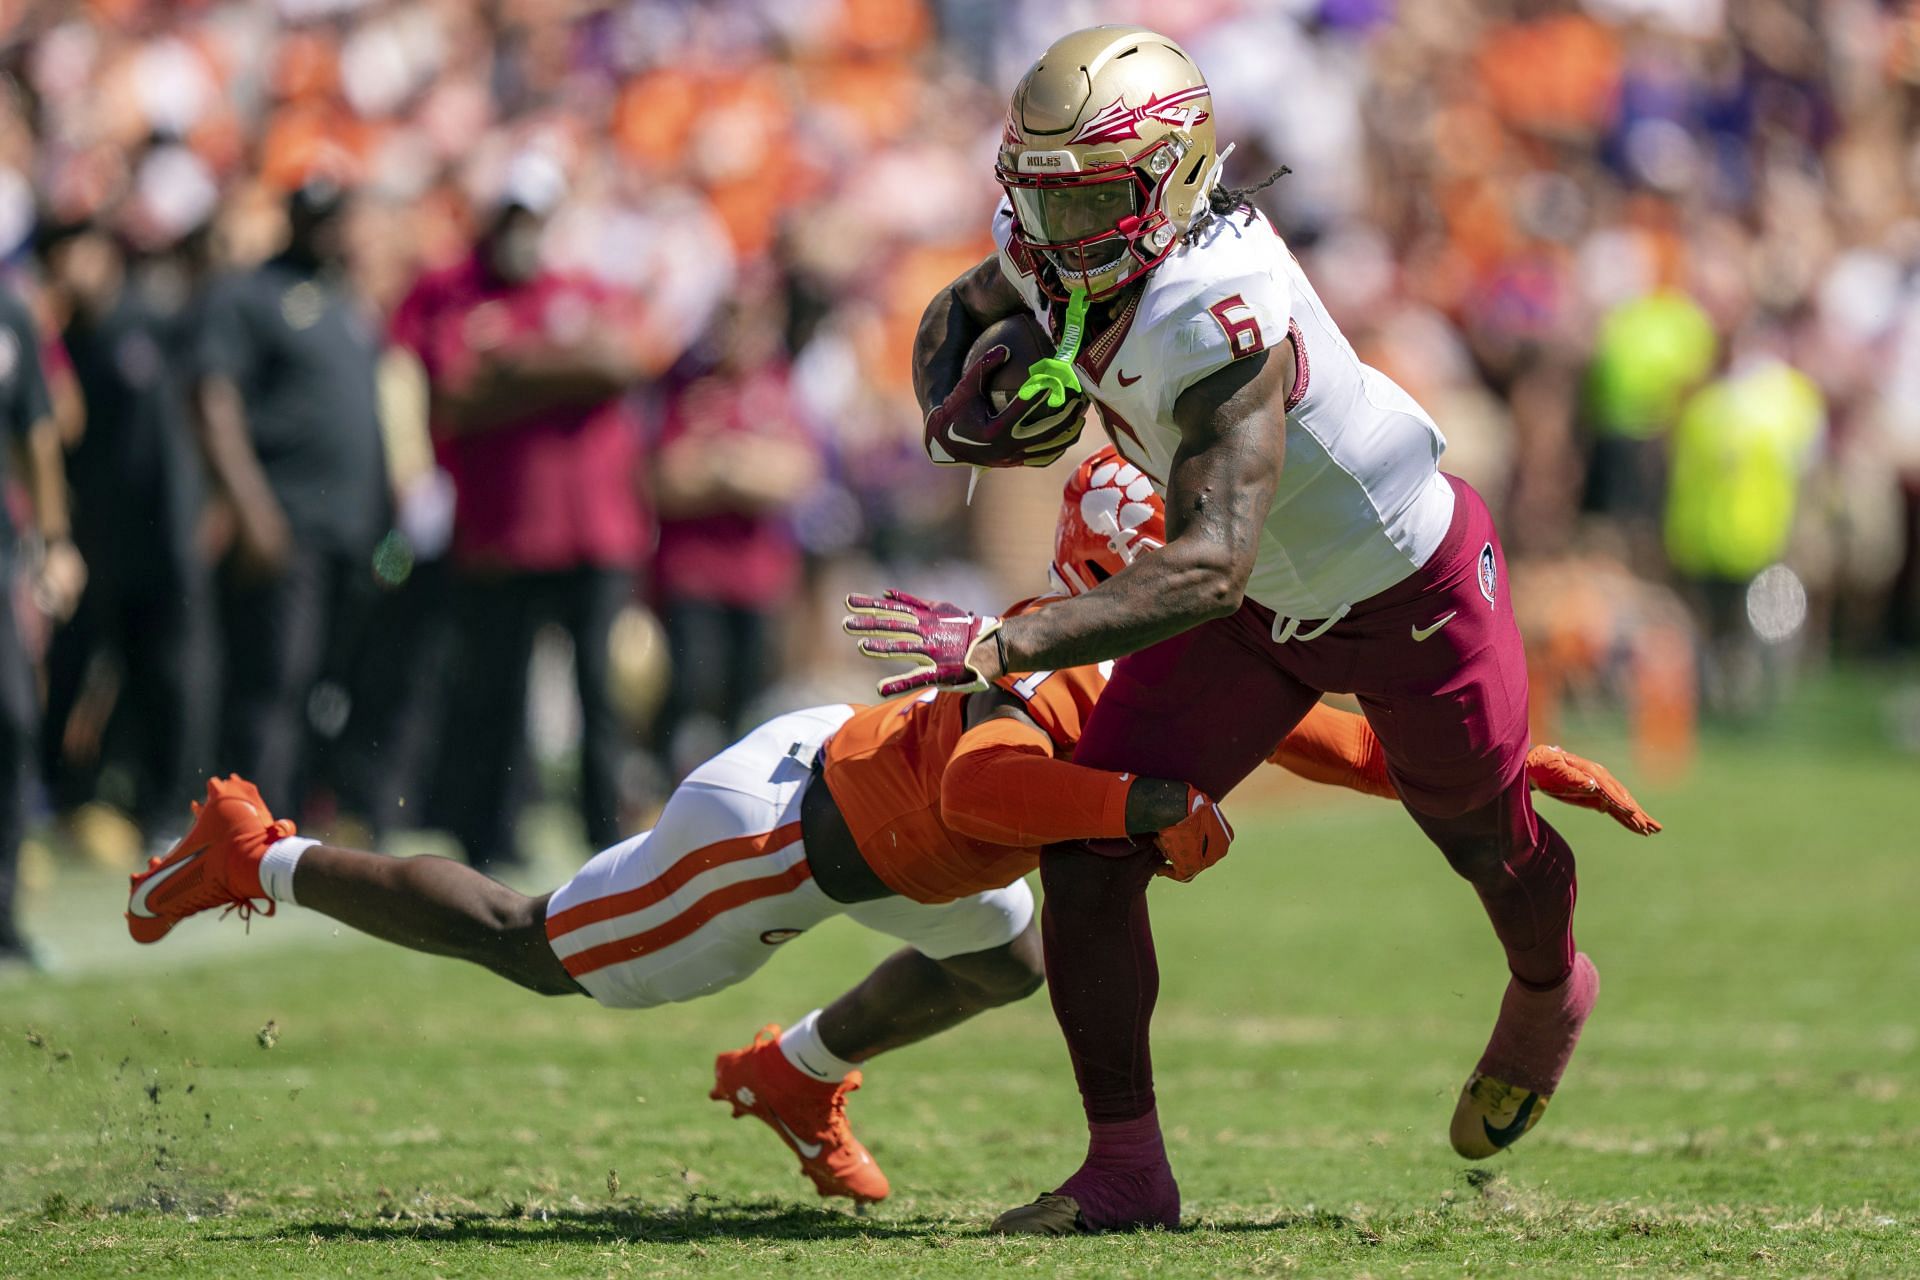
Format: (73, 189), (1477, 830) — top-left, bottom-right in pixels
(993, 199), (1456, 626)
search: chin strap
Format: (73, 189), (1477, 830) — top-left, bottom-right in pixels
(1018, 287), (1090, 408)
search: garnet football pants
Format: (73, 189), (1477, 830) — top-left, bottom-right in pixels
(1042, 476), (1577, 1124)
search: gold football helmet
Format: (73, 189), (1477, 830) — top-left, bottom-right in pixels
(997, 25), (1220, 300)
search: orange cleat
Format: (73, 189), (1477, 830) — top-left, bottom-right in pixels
(710, 1025), (890, 1205)
(126, 776), (294, 945)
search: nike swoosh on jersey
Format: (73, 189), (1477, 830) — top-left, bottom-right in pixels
(774, 1116), (824, 1160)
(1481, 1090), (1540, 1149)
(1115, 370), (1142, 386)
(1411, 611), (1458, 642)
(128, 849), (206, 918)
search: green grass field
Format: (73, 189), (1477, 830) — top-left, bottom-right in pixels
(5, 676), (1919, 1277)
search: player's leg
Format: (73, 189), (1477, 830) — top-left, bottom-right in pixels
(808, 922), (1045, 1062)
(271, 845), (578, 994)
(714, 879), (1040, 1206)
(996, 611), (1324, 1234)
(1404, 781), (1595, 1157)
(123, 773), (580, 992)
(268, 742), (835, 1004)
(1356, 477), (1595, 1158)
(128, 706), (844, 999)
(815, 879), (1043, 1058)
(712, 931), (1041, 1191)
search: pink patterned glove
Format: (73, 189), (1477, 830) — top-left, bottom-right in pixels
(843, 590), (1004, 698)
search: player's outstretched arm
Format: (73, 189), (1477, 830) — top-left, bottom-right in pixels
(940, 691), (1232, 880)
(983, 347), (1290, 676)
(1261, 704), (1664, 835)
(940, 693), (1193, 845)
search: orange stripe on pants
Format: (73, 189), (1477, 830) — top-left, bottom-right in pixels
(545, 820), (805, 941)
(558, 861), (815, 979)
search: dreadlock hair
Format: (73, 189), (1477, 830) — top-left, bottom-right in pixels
(1187, 165), (1293, 243)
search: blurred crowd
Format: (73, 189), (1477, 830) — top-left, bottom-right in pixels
(2, 0), (1919, 964)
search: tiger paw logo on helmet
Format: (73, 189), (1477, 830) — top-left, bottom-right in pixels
(1051, 446), (1167, 596)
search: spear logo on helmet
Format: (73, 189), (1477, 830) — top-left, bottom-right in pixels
(1069, 85), (1213, 146)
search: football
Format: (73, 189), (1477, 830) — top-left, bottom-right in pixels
(969, 313), (1087, 415)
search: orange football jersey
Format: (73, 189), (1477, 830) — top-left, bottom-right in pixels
(821, 593), (1398, 904)
(819, 653), (1107, 905)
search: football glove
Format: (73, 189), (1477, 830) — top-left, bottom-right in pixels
(1155, 787), (1234, 882)
(925, 346), (1087, 470)
(1526, 745), (1662, 835)
(844, 590), (1004, 698)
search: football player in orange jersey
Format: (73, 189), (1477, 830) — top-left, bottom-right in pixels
(125, 450), (1655, 1209)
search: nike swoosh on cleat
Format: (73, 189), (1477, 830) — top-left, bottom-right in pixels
(1411, 611), (1458, 642)
(1115, 370), (1142, 386)
(772, 1115), (824, 1160)
(1482, 1090), (1540, 1149)
(128, 849), (206, 918)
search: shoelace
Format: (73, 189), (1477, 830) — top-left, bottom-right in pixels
(217, 898), (277, 933)
(822, 1078), (860, 1148)
(165, 818), (295, 923)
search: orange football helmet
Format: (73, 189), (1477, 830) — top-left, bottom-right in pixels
(1050, 446), (1166, 596)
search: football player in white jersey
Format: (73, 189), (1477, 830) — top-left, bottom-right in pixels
(849, 25), (1608, 1234)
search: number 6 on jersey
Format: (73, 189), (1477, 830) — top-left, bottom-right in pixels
(1207, 293), (1266, 360)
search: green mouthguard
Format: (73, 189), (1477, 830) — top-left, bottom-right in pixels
(1018, 288), (1090, 408)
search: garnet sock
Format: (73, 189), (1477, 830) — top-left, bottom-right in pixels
(1038, 841), (1164, 1124)
(1056, 1110), (1180, 1229)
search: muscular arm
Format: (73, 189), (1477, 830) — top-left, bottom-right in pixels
(938, 690), (1194, 845)
(911, 254), (1028, 418)
(1263, 702), (1665, 834)
(978, 343), (1293, 677)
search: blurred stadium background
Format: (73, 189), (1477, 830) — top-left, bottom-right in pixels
(2, 0), (1919, 1272)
